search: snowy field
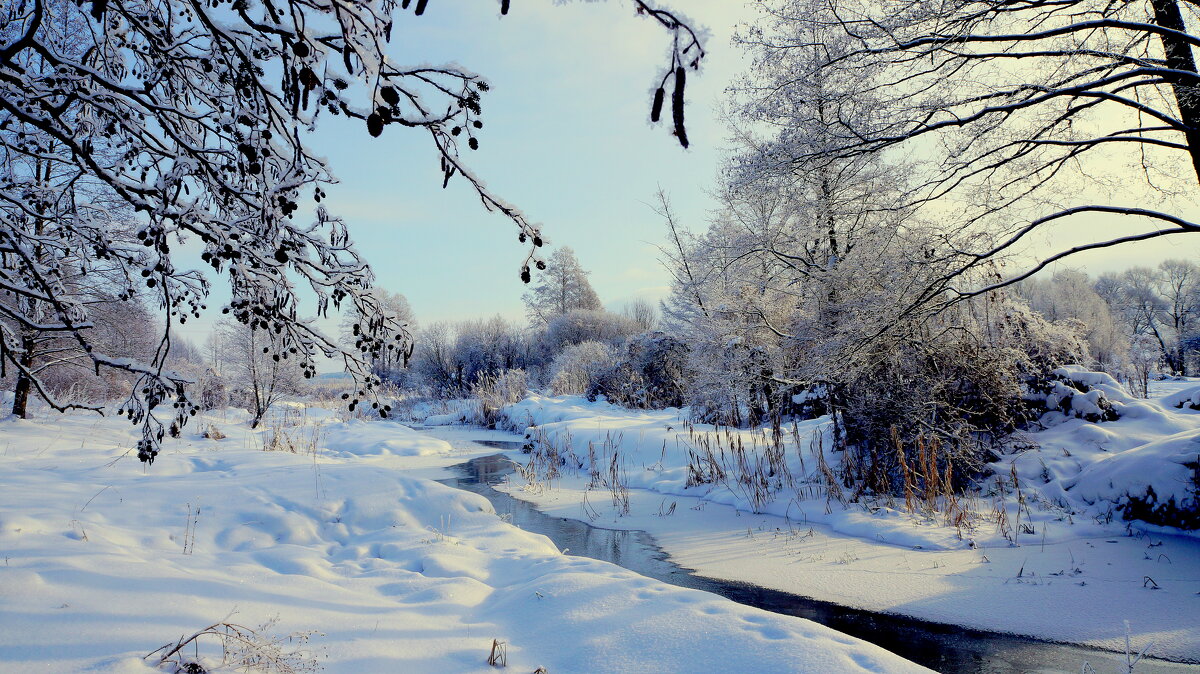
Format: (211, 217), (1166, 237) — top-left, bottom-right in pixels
(0, 404), (926, 673)
(479, 377), (1200, 663)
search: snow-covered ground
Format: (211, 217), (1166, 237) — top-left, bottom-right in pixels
(0, 404), (926, 673)
(485, 379), (1200, 663)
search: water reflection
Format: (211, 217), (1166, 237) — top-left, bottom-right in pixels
(439, 453), (1194, 674)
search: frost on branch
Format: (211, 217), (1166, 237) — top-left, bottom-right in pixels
(0, 0), (704, 461)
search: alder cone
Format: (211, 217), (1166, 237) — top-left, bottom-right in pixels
(650, 87), (665, 122)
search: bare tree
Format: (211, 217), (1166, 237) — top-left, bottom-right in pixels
(0, 0), (704, 461)
(621, 298), (659, 331)
(215, 320), (302, 428)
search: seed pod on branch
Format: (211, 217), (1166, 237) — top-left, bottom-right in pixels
(650, 86), (665, 123)
(672, 67), (688, 148)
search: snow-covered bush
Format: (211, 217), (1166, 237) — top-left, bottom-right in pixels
(587, 331), (690, 409)
(1023, 366), (1122, 424)
(808, 296), (1086, 498)
(549, 342), (619, 396)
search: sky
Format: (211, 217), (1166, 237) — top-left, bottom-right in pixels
(306, 1), (753, 327)
(169, 0), (1200, 352)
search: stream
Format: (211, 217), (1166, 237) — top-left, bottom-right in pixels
(435, 438), (1193, 674)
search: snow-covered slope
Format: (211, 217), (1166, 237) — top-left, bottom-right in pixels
(0, 407), (925, 673)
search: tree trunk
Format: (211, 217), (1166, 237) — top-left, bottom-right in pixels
(11, 332), (35, 418)
(1150, 0), (1200, 183)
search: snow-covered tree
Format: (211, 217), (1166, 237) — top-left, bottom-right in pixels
(522, 247), (603, 326)
(763, 0), (1200, 303)
(342, 289), (416, 384)
(0, 0), (703, 461)
(214, 320), (302, 428)
(658, 0), (1095, 495)
(1017, 270), (1126, 370)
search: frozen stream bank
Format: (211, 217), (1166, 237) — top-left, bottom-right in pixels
(429, 430), (1195, 674)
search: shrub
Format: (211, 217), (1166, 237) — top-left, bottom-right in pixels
(549, 342), (617, 396)
(471, 369), (528, 428)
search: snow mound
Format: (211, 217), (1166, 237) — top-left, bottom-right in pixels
(1163, 385), (1200, 411)
(323, 420), (451, 456)
(1068, 429), (1200, 527)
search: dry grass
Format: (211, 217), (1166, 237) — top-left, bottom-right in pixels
(145, 616), (322, 673)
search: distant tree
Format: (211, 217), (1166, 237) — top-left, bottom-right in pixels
(215, 320), (302, 428)
(1, 0), (703, 461)
(1156, 259), (1200, 374)
(1101, 260), (1200, 374)
(342, 289), (416, 384)
(1017, 270), (1126, 370)
(411, 322), (459, 397)
(621, 298), (659, 331)
(523, 247), (603, 325)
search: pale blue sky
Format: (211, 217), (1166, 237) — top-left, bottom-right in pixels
(170, 0), (1200, 352)
(308, 1), (751, 326)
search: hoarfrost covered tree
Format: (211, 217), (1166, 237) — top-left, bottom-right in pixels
(1017, 270), (1126, 370)
(776, 0), (1200, 307)
(522, 247), (603, 326)
(659, 0), (1094, 493)
(341, 289), (416, 384)
(0, 0), (704, 461)
(215, 319), (302, 428)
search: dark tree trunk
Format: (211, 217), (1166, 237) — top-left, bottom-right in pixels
(1150, 0), (1200, 183)
(11, 332), (35, 418)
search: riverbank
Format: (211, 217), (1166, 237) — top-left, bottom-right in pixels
(449, 389), (1200, 664)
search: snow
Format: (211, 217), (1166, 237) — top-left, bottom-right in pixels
(0, 405), (925, 673)
(489, 390), (1200, 661)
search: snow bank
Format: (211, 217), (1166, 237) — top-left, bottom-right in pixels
(1068, 429), (1200, 527)
(0, 408), (924, 673)
(1163, 385), (1200, 411)
(323, 419), (452, 456)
